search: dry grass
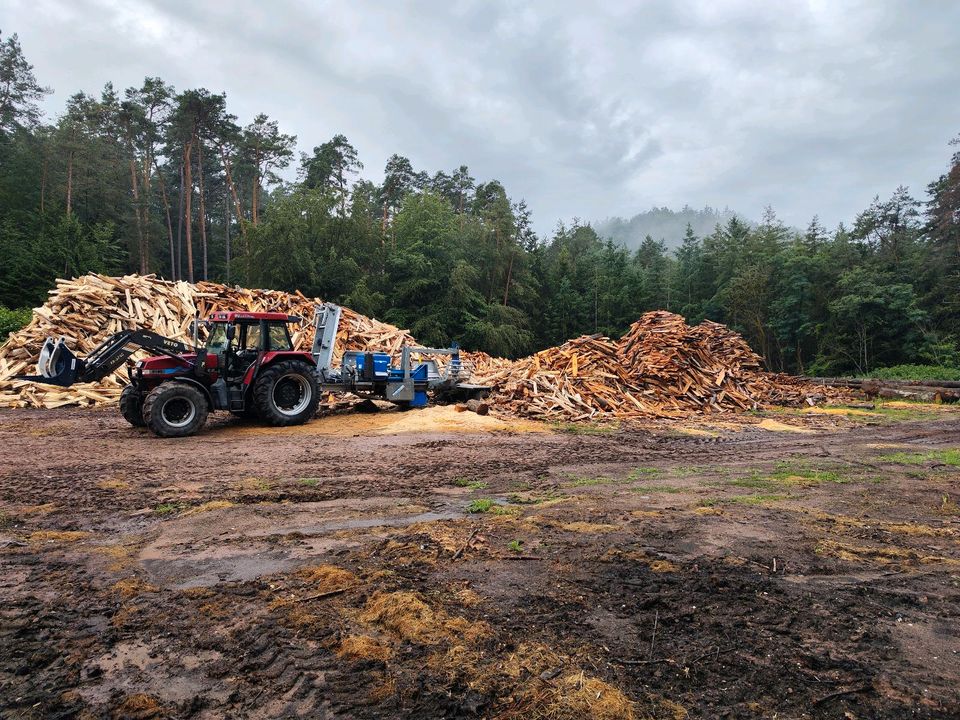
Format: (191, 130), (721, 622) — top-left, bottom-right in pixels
(647, 560), (679, 573)
(692, 506), (724, 516)
(816, 539), (960, 567)
(110, 693), (164, 719)
(296, 564), (358, 590)
(805, 510), (956, 538)
(937, 495), (960, 517)
(358, 590), (490, 645)
(111, 577), (158, 599)
(183, 500), (235, 515)
(338, 634), (393, 662)
(537, 673), (636, 720)
(405, 520), (474, 554)
(18, 503), (57, 515)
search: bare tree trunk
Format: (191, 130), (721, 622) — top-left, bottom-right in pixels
(502, 250), (514, 306)
(252, 174), (260, 226)
(65, 150), (74, 217)
(176, 164), (184, 281)
(128, 156), (147, 273)
(217, 146), (245, 227)
(183, 140), (194, 283)
(197, 137), (208, 280)
(225, 188), (231, 283)
(155, 160), (176, 281)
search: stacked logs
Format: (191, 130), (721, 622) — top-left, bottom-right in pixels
(0, 274), (416, 408)
(471, 311), (844, 420)
(1, 275), (844, 418)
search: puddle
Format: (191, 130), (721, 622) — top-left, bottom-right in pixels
(139, 497), (460, 588)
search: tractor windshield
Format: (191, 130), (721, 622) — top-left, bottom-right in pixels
(205, 323), (229, 353)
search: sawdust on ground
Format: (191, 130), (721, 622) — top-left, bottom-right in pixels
(755, 418), (816, 434)
(226, 404), (548, 437)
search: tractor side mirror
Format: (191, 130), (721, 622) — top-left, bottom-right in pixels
(226, 324), (236, 342)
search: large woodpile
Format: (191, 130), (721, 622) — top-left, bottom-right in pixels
(1, 274), (841, 418)
(471, 311), (842, 420)
(0, 274), (416, 409)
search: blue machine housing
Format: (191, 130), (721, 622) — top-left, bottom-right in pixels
(389, 364), (429, 407)
(345, 350), (390, 379)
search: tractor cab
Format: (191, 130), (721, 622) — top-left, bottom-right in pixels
(200, 311), (299, 382)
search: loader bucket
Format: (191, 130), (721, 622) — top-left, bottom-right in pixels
(13, 337), (83, 386)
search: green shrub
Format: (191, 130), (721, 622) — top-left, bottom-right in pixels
(0, 306), (31, 340)
(863, 364), (960, 381)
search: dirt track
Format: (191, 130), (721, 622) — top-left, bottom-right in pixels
(1, 403), (959, 719)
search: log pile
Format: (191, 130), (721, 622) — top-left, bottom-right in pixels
(0, 274), (417, 409)
(471, 311), (846, 421)
(1, 274), (845, 419)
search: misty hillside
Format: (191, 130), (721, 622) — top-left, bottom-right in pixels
(594, 206), (746, 249)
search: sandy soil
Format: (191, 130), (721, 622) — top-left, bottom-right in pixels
(1, 402), (959, 719)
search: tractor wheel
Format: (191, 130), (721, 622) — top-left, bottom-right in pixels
(119, 385), (146, 427)
(143, 382), (209, 438)
(253, 360), (319, 427)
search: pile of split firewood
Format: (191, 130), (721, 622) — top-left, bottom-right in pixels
(0, 274), (844, 418)
(470, 311), (846, 420)
(0, 274), (416, 409)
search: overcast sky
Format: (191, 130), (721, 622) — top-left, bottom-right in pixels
(4, 0), (958, 234)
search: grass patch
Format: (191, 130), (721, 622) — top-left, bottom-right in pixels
(508, 539), (523, 553)
(728, 493), (790, 505)
(453, 478), (488, 490)
(727, 461), (853, 490)
(467, 498), (495, 514)
(551, 422), (619, 435)
(153, 503), (185, 516)
(880, 449), (960, 466)
(628, 467), (663, 479)
(298, 477), (321, 487)
(566, 475), (614, 487)
(698, 493), (790, 507)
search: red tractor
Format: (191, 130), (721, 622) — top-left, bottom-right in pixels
(19, 312), (319, 438)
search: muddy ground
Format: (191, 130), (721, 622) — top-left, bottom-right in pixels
(1, 402), (959, 719)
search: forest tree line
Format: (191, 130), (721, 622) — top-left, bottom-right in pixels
(1, 31), (958, 374)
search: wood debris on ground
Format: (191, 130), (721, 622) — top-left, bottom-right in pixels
(1, 274), (846, 417)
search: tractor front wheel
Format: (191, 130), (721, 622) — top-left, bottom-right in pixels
(119, 384), (146, 427)
(253, 360), (319, 427)
(143, 382), (209, 438)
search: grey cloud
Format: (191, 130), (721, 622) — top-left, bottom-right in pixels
(4, 0), (958, 235)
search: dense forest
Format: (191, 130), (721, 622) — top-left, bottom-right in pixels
(1, 31), (958, 374)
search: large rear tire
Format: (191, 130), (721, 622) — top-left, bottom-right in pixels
(253, 360), (319, 427)
(143, 382), (209, 438)
(119, 385), (146, 427)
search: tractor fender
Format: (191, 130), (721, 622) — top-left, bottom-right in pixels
(164, 377), (215, 410)
(243, 351), (316, 385)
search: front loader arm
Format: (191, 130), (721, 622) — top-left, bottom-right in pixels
(15, 330), (194, 387)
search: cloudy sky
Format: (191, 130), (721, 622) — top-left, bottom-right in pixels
(4, 0), (958, 233)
